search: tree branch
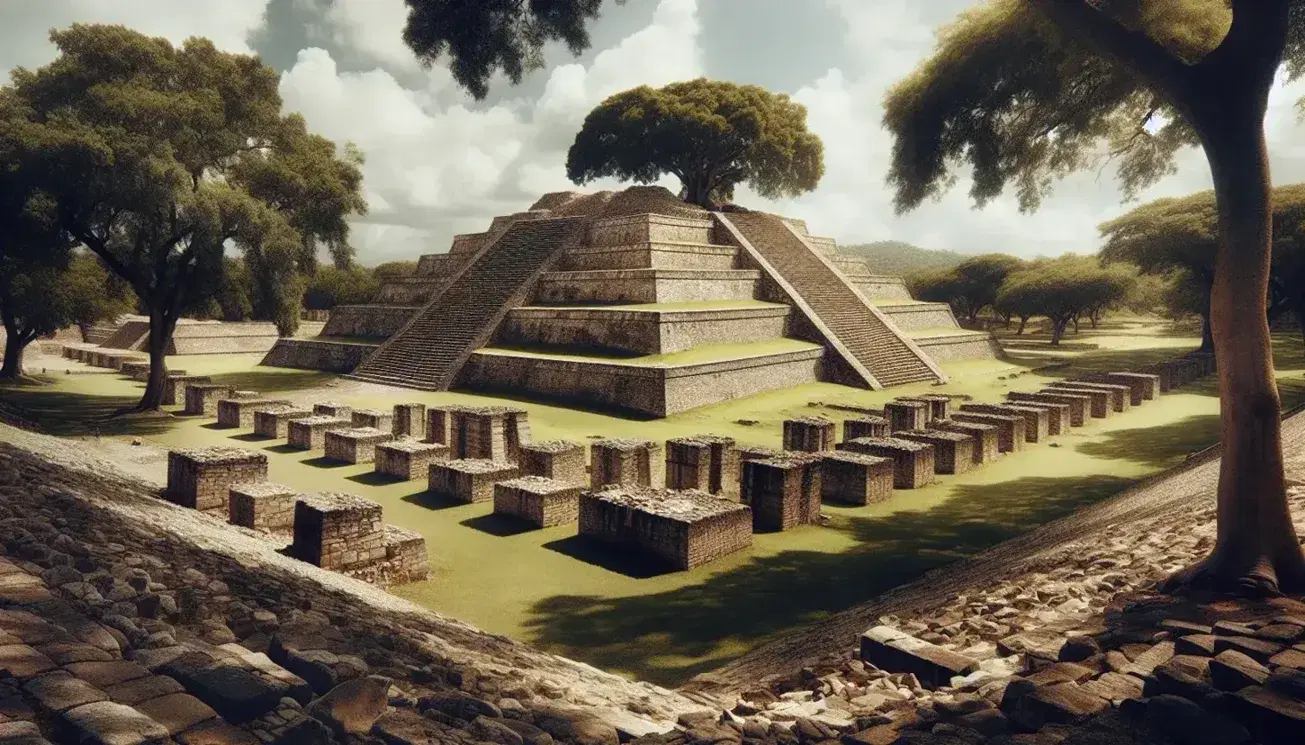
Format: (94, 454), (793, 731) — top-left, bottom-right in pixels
(1029, 0), (1192, 94)
(1198, 0), (1291, 85)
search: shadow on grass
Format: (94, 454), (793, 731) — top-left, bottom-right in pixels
(0, 385), (174, 438)
(347, 471), (402, 487)
(208, 370), (331, 395)
(302, 457), (350, 469)
(200, 422), (236, 431)
(265, 444), (304, 455)
(460, 514), (537, 537)
(401, 491), (469, 511)
(1076, 414), (1221, 468)
(231, 433), (272, 443)
(524, 472), (1134, 686)
(541, 535), (675, 580)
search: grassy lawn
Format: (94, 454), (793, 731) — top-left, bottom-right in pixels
(5, 317), (1305, 686)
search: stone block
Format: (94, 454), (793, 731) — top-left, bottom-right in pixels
(494, 476), (583, 528)
(578, 486), (752, 570)
(166, 448), (268, 514)
(665, 436), (739, 499)
(991, 399), (1071, 436)
(914, 394), (953, 421)
(950, 412), (1025, 452)
(23, 670), (106, 712)
(860, 626), (979, 690)
(929, 419), (1000, 464)
(839, 437), (936, 489)
(1042, 385), (1112, 418)
(782, 417), (835, 452)
(58, 701), (170, 745)
(735, 445), (781, 463)
(741, 454), (822, 531)
(286, 416), (352, 452)
(842, 416), (889, 441)
(163, 375), (211, 406)
(291, 493), (384, 571)
(183, 384), (235, 416)
(424, 406), (467, 446)
(893, 430), (974, 474)
(884, 400), (929, 432)
(428, 460), (520, 504)
(1081, 372), (1160, 404)
(960, 403), (1049, 443)
(449, 406), (530, 462)
(313, 402), (352, 419)
(382, 525), (429, 584)
(392, 403), (426, 438)
(323, 428), (394, 464)
(374, 440), (447, 481)
(519, 440), (587, 484)
(820, 451), (893, 505)
(350, 408), (393, 431)
(228, 482), (298, 537)
(250, 405), (313, 439)
(216, 398), (291, 429)
(591, 439), (662, 489)
(1007, 391), (1091, 427)
(1047, 381), (1130, 413)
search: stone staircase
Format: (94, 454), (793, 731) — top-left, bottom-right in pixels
(717, 212), (944, 388)
(347, 217), (586, 390)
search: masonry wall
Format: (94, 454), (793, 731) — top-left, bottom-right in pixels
(260, 338), (377, 372)
(321, 305), (419, 338)
(913, 334), (1003, 363)
(875, 304), (959, 332)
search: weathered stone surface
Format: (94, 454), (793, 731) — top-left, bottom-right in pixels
(160, 663), (283, 724)
(305, 676), (392, 735)
(1209, 649), (1269, 691)
(1214, 636), (1284, 663)
(1142, 695), (1251, 745)
(1008, 682), (1108, 732)
(859, 627), (978, 689)
(0, 644), (56, 679)
(997, 631), (1065, 662)
(102, 676), (185, 707)
(534, 706), (620, 745)
(23, 670), (107, 712)
(134, 693), (217, 735)
(58, 701), (171, 745)
(1229, 685), (1305, 744)
(1078, 672), (1143, 703)
(174, 718), (260, 745)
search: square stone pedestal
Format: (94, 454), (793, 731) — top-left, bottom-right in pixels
(1041, 385), (1111, 418)
(428, 460), (520, 504)
(217, 398), (292, 429)
(1083, 372), (1160, 404)
(324, 428), (395, 464)
(449, 406), (530, 462)
(579, 487), (753, 571)
(424, 406), (468, 446)
(665, 436), (739, 499)
(914, 394), (953, 421)
(375, 440), (448, 481)
(291, 493), (385, 571)
(119, 361), (150, 379)
(929, 420), (1000, 465)
(314, 402), (352, 419)
(950, 412), (1026, 453)
(166, 447), (268, 514)
(392, 403), (426, 438)
(164, 375), (211, 406)
(287, 416), (353, 452)
(184, 384), (235, 416)
(782, 418), (835, 452)
(884, 400), (929, 432)
(820, 451), (894, 506)
(350, 409), (394, 431)
(741, 454), (822, 531)
(736, 445), (781, 463)
(252, 405), (314, 439)
(960, 404), (1049, 443)
(591, 439), (663, 489)
(843, 416), (889, 442)
(1048, 381), (1130, 413)
(893, 430), (974, 475)
(382, 525), (429, 584)
(1007, 392), (1090, 427)
(494, 476), (583, 528)
(520, 440), (587, 484)
(839, 437), (936, 489)
(229, 482), (298, 537)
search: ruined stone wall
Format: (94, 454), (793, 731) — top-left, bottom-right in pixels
(588, 214), (713, 246)
(162, 322), (279, 355)
(875, 304), (960, 332)
(166, 448), (268, 514)
(229, 482), (297, 536)
(321, 305), (419, 338)
(578, 489), (752, 570)
(911, 334), (1002, 363)
(259, 338), (377, 373)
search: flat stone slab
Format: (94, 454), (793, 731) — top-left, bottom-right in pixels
(59, 701), (171, 745)
(859, 626), (978, 689)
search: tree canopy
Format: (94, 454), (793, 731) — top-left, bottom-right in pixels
(566, 79), (825, 208)
(2, 24), (367, 409)
(995, 257), (1134, 343)
(910, 253), (1025, 324)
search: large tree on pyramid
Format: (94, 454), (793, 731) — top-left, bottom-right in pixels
(566, 79), (825, 209)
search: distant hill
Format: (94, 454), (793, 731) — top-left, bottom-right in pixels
(840, 240), (970, 277)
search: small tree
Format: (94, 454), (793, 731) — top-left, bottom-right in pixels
(566, 79), (825, 208)
(4, 25), (367, 409)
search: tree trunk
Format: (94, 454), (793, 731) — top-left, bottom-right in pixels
(1071, 316), (1079, 333)
(1089, 311), (1099, 329)
(681, 174), (712, 209)
(1050, 319), (1066, 346)
(135, 306), (178, 411)
(1200, 311), (1214, 353)
(1017, 316), (1028, 335)
(1167, 91), (1305, 594)
(0, 336), (27, 378)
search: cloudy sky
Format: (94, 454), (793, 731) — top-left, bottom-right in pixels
(5, 0), (1305, 264)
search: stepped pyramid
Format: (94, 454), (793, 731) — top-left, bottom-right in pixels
(263, 187), (998, 417)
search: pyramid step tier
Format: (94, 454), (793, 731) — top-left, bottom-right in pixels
(534, 268), (762, 305)
(554, 240), (738, 271)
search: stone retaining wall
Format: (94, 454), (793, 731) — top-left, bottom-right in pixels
(555, 242), (737, 272)
(259, 338), (378, 373)
(910, 333), (1003, 362)
(533, 268), (761, 304)
(321, 304), (419, 338)
(875, 303), (959, 332)
(587, 213), (713, 246)
(497, 305), (791, 356)
(493, 476), (583, 528)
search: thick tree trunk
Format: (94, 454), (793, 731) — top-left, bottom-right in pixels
(1167, 94), (1305, 594)
(681, 174), (712, 209)
(1200, 311), (1214, 353)
(135, 306), (177, 411)
(1050, 319), (1067, 346)
(0, 337), (26, 378)
(1017, 317), (1028, 335)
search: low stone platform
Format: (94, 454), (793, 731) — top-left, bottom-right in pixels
(894, 429), (974, 475)
(884, 400), (930, 432)
(228, 482), (298, 537)
(392, 403), (426, 438)
(741, 453), (822, 531)
(960, 403), (1050, 443)
(950, 411), (1026, 453)
(424, 405), (468, 446)
(1007, 391), (1091, 427)
(163, 374), (211, 405)
(930, 419), (1001, 464)
(843, 415), (889, 441)
(1079, 372), (1160, 405)
(520, 440), (587, 484)
(375, 439), (447, 481)
(591, 439), (663, 489)
(839, 437), (936, 489)
(216, 397), (292, 429)
(666, 436), (739, 499)
(350, 408), (393, 431)
(166, 447), (268, 514)
(313, 402), (352, 419)
(1042, 385), (1112, 419)
(428, 460), (520, 504)
(119, 361), (151, 379)
(286, 416), (352, 452)
(252, 405), (314, 439)
(1048, 380), (1131, 413)
(993, 399), (1071, 436)
(493, 476), (583, 528)
(782, 418), (835, 453)
(323, 427), (394, 464)
(860, 625), (979, 690)
(183, 384), (235, 416)
(578, 486), (753, 570)
(820, 451), (894, 506)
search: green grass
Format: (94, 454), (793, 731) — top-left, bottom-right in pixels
(6, 321), (1305, 687)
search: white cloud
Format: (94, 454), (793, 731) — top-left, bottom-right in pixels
(322, 0), (423, 74)
(279, 0), (704, 262)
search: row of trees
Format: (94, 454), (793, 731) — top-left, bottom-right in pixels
(0, 24), (368, 408)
